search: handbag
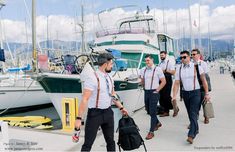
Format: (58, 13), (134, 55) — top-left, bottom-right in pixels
(203, 100), (215, 118)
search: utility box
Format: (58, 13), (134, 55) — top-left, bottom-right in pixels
(61, 98), (79, 132)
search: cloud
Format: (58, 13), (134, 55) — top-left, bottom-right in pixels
(201, 0), (215, 5)
(2, 3), (235, 43)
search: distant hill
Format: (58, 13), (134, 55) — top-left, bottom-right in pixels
(1, 38), (233, 62)
(177, 38), (233, 53)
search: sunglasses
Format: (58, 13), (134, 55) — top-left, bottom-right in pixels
(191, 54), (197, 56)
(180, 56), (187, 60)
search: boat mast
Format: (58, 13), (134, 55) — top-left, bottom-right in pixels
(162, 0), (167, 34)
(32, 0), (37, 73)
(0, 0), (5, 49)
(47, 15), (49, 57)
(207, 23), (212, 58)
(77, 1), (85, 53)
(233, 24), (235, 60)
(81, 3), (85, 53)
(0, 1), (5, 72)
(198, 0), (202, 52)
(188, 0), (194, 50)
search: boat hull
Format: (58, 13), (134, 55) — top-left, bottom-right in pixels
(0, 87), (51, 112)
(35, 73), (144, 120)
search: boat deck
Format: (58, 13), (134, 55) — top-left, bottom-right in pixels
(2, 62), (235, 151)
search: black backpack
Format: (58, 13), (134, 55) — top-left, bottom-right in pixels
(117, 116), (147, 152)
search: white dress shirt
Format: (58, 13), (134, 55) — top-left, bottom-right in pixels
(175, 62), (204, 91)
(84, 70), (114, 109)
(159, 59), (175, 71)
(139, 65), (165, 90)
(197, 60), (209, 74)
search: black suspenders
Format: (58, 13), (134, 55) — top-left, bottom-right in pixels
(143, 66), (157, 90)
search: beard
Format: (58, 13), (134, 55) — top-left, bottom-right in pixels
(161, 57), (165, 60)
(105, 68), (112, 73)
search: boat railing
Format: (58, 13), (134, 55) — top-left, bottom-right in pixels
(96, 28), (154, 38)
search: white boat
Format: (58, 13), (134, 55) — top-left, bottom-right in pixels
(35, 6), (176, 121)
(0, 74), (51, 114)
(0, 1), (51, 114)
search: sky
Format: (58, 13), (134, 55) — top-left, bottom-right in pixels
(0, 0), (235, 43)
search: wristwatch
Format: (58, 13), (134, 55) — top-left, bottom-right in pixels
(76, 116), (82, 120)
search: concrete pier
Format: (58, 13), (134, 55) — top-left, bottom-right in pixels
(3, 64), (235, 151)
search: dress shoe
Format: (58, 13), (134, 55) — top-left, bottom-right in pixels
(204, 117), (209, 124)
(173, 107), (179, 117)
(186, 136), (193, 144)
(154, 122), (162, 131)
(145, 132), (154, 140)
(159, 112), (169, 117)
(172, 100), (179, 117)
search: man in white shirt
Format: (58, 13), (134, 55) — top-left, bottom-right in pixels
(191, 49), (211, 124)
(139, 54), (166, 140)
(74, 53), (128, 151)
(158, 51), (176, 117)
(172, 50), (210, 144)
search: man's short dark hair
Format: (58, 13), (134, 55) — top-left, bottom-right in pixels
(160, 51), (167, 54)
(180, 50), (190, 56)
(144, 54), (153, 59)
(97, 53), (114, 66)
(191, 48), (200, 54)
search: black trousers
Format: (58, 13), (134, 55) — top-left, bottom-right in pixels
(81, 107), (115, 152)
(159, 73), (173, 112)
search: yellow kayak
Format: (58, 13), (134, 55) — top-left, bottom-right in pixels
(0, 116), (53, 129)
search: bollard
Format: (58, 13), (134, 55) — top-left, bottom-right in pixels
(0, 120), (9, 151)
(220, 66), (224, 74)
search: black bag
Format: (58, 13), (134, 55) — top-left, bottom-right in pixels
(195, 65), (212, 92)
(117, 116), (147, 152)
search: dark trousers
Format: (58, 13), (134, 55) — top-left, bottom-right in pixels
(81, 107), (115, 152)
(182, 89), (201, 138)
(144, 90), (160, 132)
(159, 74), (173, 112)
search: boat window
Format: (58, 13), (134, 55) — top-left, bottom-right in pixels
(121, 52), (141, 68)
(158, 35), (167, 52)
(167, 38), (174, 53)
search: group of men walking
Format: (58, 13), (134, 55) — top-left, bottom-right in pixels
(140, 49), (211, 144)
(73, 49), (211, 151)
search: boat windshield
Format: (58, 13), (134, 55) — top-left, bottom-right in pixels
(119, 17), (155, 34)
(96, 5), (156, 37)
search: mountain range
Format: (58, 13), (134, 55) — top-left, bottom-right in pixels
(1, 38), (234, 63)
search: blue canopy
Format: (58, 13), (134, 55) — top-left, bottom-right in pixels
(7, 64), (31, 72)
(105, 48), (121, 59)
